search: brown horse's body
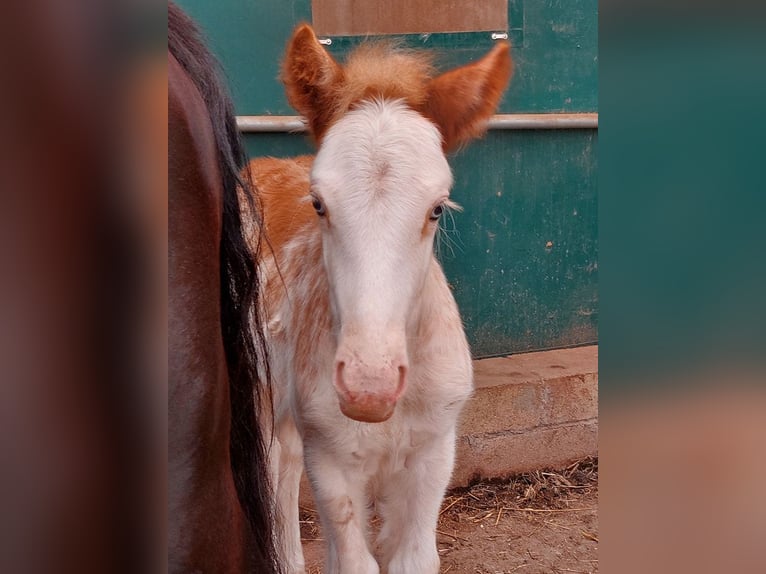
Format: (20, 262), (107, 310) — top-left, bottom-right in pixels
(168, 4), (278, 573)
(168, 52), (244, 572)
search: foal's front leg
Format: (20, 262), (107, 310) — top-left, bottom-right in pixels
(274, 415), (306, 573)
(304, 445), (379, 574)
(376, 431), (456, 574)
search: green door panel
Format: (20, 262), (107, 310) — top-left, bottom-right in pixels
(443, 129), (598, 356)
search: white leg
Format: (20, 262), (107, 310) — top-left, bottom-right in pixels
(304, 445), (379, 574)
(376, 431), (456, 574)
(275, 416), (306, 574)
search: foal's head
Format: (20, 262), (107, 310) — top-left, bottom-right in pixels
(282, 25), (512, 422)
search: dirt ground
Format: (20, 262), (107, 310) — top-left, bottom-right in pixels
(299, 457), (598, 574)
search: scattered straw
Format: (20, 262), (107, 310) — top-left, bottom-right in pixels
(439, 495), (464, 516)
(581, 530), (599, 543)
(502, 507), (595, 513)
(436, 529), (468, 542)
(438, 457), (598, 522)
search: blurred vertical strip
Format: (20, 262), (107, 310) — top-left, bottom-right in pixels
(0, 1), (165, 572)
(600, 1), (766, 573)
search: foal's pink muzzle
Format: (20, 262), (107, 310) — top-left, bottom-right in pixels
(333, 355), (407, 423)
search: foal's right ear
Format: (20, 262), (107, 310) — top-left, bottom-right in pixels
(281, 24), (345, 141)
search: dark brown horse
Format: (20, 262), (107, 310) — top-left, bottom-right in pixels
(168, 3), (279, 572)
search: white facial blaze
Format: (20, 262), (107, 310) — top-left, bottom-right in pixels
(311, 99), (452, 338)
(310, 99), (453, 421)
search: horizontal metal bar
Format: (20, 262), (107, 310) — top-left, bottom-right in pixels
(236, 115), (308, 132)
(488, 113), (597, 130)
(236, 113), (598, 133)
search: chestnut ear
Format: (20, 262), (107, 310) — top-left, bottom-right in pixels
(281, 24), (345, 141)
(423, 42), (513, 151)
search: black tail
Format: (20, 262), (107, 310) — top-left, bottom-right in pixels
(168, 4), (277, 572)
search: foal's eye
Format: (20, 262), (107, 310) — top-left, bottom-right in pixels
(311, 196), (326, 216)
(429, 204), (444, 221)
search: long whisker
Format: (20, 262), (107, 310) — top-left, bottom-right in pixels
(436, 202), (464, 258)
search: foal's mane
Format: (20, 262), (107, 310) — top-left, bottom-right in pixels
(340, 42), (436, 111)
(283, 39), (437, 135)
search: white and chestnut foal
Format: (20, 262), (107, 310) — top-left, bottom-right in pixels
(249, 25), (512, 574)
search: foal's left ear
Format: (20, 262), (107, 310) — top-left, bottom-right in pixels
(281, 24), (345, 141)
(423, 42), (513, 152)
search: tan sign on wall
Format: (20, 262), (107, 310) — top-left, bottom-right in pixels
(311, 0), (508, 36)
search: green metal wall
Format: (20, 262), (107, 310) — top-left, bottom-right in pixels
(176, 0), (598, 357)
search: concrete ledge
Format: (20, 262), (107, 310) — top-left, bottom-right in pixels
(452, 345), (598, 486)
(297, 345), (598, 502)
